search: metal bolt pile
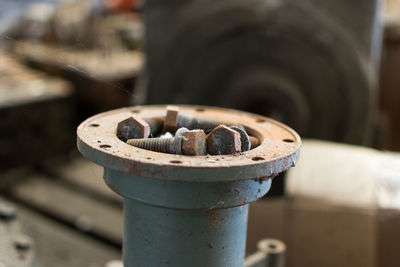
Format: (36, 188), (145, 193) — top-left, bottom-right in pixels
(117, 106), (260, 155)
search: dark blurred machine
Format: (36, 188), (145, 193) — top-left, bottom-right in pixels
(141, 0), (383, 146)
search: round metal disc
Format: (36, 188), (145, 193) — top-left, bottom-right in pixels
(77, 105), (300, 182)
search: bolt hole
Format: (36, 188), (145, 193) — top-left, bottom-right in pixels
(283, 139), (294, 143)
(170, 160), (182, 164)
(146, 157), (152, 160)
(97, 140), (101, 143)
(100, 144), (111, 149)
(89, 123), (99, 127)
(252, 156), (265, 161)
(256, 119), (266, 123)
(268, 244), (277, 249)
(131, 110), (140, 113)
(195, 108), (205, 112)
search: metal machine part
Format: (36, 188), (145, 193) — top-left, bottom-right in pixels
(105, 238), (285, 267)
(0, 201), (35, 267)
(141, 0), (383, 146)
(244, 239), (286, 267)
(77, 105), (300, 267)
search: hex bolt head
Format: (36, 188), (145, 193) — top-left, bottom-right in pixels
(230, 126), (251, 152)
(182, 130), (207, 156)
(207, 125), (242, 155)
(0, 202), (17, 221)
(163, 105), (180, 133)
(117, 116), (150, 142)
(162, 105), (219, 133)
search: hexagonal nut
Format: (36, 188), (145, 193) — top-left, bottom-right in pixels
(117, 116), (150, 142)
(230, 126), (251, 152)
(206, 125), (242, 155)
(162, 105), (179, 133)
(182, 130), (207, 156)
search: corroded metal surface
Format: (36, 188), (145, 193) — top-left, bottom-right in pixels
(207, 124), (242, 155)
(77, 105), (300, 267)
(77, 105), (300, 182)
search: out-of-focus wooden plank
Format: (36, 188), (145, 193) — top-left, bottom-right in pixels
(9, 197), (121, 267)
(50, 157), (122, 203)
(11, 174), (123, 245)
(0, 53), (74, 170)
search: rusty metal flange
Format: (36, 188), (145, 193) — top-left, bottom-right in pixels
(77, 105), (300, 182)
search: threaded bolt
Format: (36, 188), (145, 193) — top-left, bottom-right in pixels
(127, 128), (208, 156)
(127, 128), (189, 155)
(163, 106), (219, 134)
(249, 136), (261, 148)
(127, 136), (184, 154)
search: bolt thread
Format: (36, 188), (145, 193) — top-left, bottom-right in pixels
(127, 138), (177, 153)
(178, 115), (218, 133)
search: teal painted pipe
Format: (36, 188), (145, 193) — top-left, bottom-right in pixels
(124, 200), (248, 267)
(104, 168), (271, 267)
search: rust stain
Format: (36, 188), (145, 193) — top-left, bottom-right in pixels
(205, 210), (220, 228)
(252, 176), (270, 184)
(77, 105), (300, 182)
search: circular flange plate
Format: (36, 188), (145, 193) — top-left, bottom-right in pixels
(77, 105), (300, 182)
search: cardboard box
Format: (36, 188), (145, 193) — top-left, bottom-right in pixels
(247, 197), (400, 267)
(247, 140), (400, 267)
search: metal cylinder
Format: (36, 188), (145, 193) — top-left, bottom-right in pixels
(258, 239), (286, 267)
(77, 105), (300, 267)
(124, 199), (248, 267)
(103, 167), (271, 267)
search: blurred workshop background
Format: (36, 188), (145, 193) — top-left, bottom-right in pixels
(1, 0), (400, 266)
